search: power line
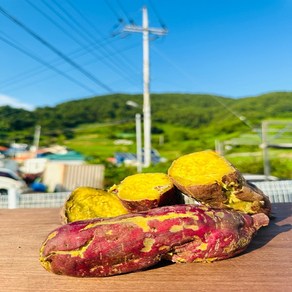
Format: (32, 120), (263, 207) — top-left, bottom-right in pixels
(105, 0), (124, 24)
(30, 0), (132, 78)
(148, 0), (167, 29)
(25, 0), (90, 49)
(0, 30), (99, 89)
(0, 31), (49, 88)
(0, 24), (140, 92)
(42, 0), (139, 86)
(0, 32), (140, 92)
(65, 0), (108, 38)
(0, 5), (113, 93)
(65, 0), (140, 76)
(117, 0), (135, 24)
(43, 0), (94, 43)
(0, 33), (96, 94)
(0, 34), (114, 88)
(62, 0), (140, 82)
(0, 30), (134, 89)
(151, 44), (255, 131)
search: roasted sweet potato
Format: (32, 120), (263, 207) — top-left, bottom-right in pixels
(61, 187), (129, 223)
(168, 150), (271, 216)
(109, 173), (177, 212)
(40, 204), (269, 277)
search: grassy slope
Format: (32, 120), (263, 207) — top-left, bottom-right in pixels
(64, 117), (292, 178)
(61, 92), (292, 180)
(2, 91), (290, 179)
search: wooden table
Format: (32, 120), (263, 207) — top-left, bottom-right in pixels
(0, 203), (291, 292)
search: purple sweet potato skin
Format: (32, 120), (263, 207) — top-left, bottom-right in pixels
(40, 205), (269, 277)
(120, 188), (179, 212)
(164, 211), (269, 263)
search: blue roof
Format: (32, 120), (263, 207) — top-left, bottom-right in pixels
(42, 151), (84, 161)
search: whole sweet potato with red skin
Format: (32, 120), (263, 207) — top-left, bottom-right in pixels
(40, 205), (269, 277)
(164, 211), (269, 263)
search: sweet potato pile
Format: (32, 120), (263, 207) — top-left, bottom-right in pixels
(40, 150), (271, 277)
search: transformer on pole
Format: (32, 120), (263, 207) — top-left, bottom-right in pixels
(122, 6), (167, 167)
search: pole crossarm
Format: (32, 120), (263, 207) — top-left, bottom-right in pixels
(123, 25), (168, 36)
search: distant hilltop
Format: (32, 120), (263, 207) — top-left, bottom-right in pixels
(0, 91), (291, 147)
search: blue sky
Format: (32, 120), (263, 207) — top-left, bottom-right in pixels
(0, 0), (291, 110)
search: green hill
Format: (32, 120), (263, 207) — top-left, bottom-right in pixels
(1, 91), (291, 149)
(1, 91), (292, 181)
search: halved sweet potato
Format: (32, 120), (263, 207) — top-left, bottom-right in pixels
(109, 173), (177, 212)
(61, 187), (129, 223)
(168, 150), (271, 216)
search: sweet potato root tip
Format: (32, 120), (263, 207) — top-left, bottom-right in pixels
(251, 213), (270, 230)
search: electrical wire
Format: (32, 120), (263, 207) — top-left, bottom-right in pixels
(0, 5), (113, 93)
(1, 35), (130, 89)
(0, 26), (140, 91)
(148, 0), (167, 29)
(1, 31), (140, 93)
(25, 0), (90, 49)
(0, 31), (100, 89)
(105, 0), (124, 24)
(0, 33), (97, 94)
(42, 0), (140, 86)
(0, 30), (113, 89)
(8, 0), (103, 89)
(0, 31), (50, 88)
(151, 44), (255, 131)
(117, 0), (135, 24)
(65, 0), (140, 76)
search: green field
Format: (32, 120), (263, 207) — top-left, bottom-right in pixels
(63, 120), (292, 186)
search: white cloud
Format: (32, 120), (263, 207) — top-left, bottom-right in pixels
(0, 94), (35, 111)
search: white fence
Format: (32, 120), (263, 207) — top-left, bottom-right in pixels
(0, 191), (70, 208)
(0, 180), (291, 209)
(253, 180), (292, 203)
(181, 180), (292, 206)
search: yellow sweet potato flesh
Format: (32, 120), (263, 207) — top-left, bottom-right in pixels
(109, 173), (177, 211)
(168, 150), (234, 186)
(168, 150), (271, 216)
(62, 187), (129, 223)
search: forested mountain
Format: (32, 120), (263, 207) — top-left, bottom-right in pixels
(0, 91), (291, 146)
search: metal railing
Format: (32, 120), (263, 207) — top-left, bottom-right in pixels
(0, 190), (70, 208)
(252, 180), (292, 203)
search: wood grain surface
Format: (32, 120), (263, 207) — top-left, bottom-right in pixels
(0, 203), (291, 292)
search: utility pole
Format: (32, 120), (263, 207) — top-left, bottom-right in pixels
(135, 113), (142, 172)
(122, 6), (167, 167)
(261, 121), (270, 179)
(33, 125), (41, 158)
